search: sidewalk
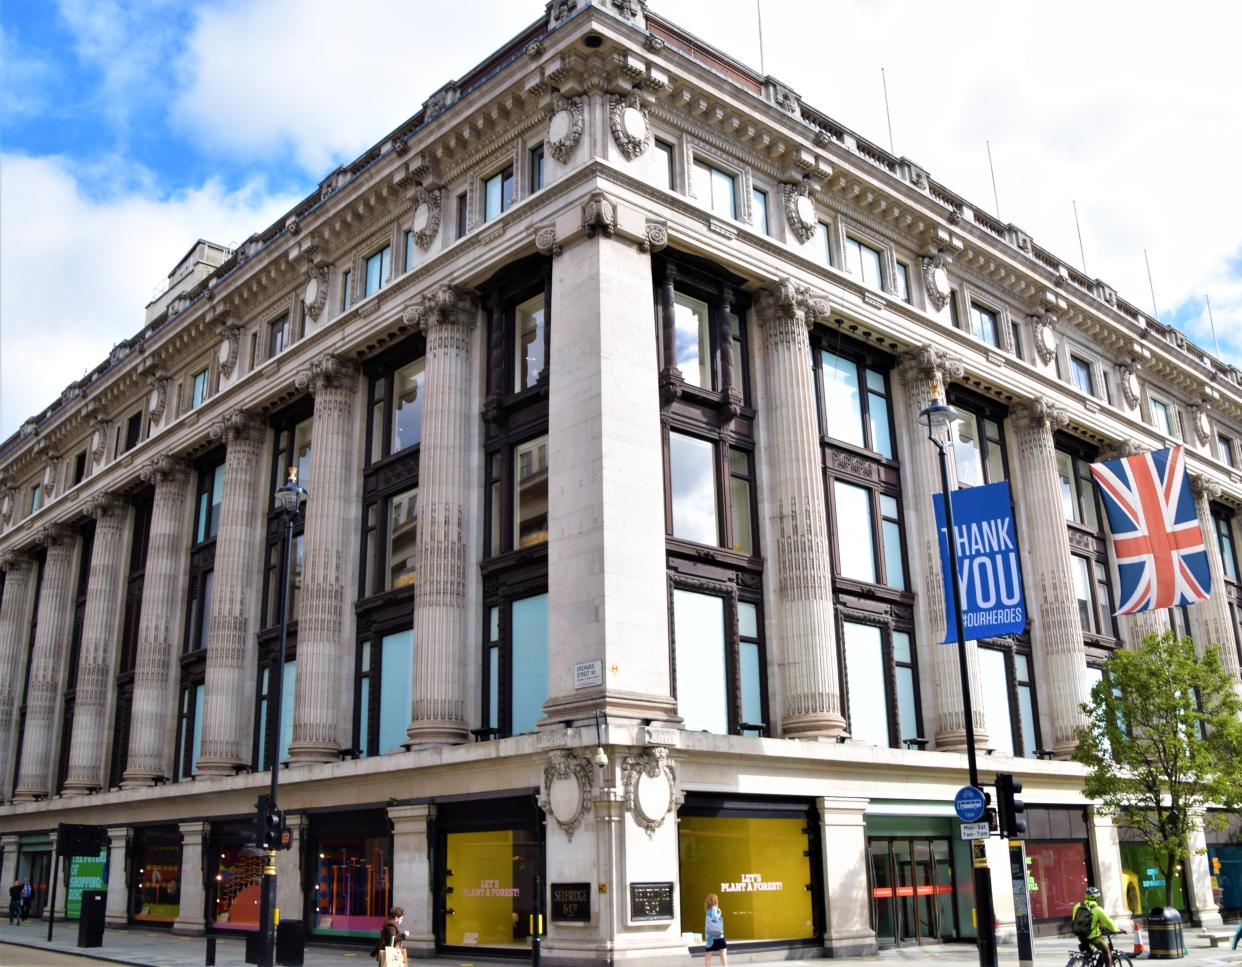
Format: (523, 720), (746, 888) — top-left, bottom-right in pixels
(0, 923), (1238, 967)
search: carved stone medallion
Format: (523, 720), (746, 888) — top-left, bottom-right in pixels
(1118, 365), (1141, 409)
(410, 185), (442, 251)
(622, 747), (677, 838)
(782, 182), (817, 244)
(921, 253), (953, 312)
(1032, 316), (1057, 365)
(609, 89), (651, 160)
(547, 94), (584, 163)
(540, 750), (594, 841)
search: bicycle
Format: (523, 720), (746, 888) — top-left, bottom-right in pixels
(1066, 930), (1132, 967)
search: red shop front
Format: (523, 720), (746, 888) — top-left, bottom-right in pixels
(1021, 807), (1093, 934)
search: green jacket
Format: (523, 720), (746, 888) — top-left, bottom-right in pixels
(1072, 899), (1119, 940)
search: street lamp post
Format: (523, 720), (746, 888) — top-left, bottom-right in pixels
(919, 396), (997, 967)
(259, 466), (307, 967)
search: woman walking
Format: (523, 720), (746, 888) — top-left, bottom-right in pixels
(703, 894), (727, 967)
(374, 906), (409, 965)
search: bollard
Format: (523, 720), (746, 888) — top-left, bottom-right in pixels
(206, 935), (217, 966)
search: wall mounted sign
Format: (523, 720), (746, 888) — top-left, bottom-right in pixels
(550, 882), (591, 922)
(629, 881), (674, 922)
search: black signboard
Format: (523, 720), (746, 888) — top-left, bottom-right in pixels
(629, 881), (674, 922)
(550, 882), (591, 922)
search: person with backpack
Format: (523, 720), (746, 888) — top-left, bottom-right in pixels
(1071, 886), (1124, 967)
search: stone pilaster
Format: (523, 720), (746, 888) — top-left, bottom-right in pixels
(197, 411), (268, 775)
(389, 804), (435, 956)
(816, 798), (877, 956)
(63, 496), (129, 794)
(1187, 823), (1224, 930)
(754, 279), (845, 737)
(288, 354), (359, 763)
(0, 553), (35, 800)
(404, 287), (478, 745)
(13, 525), (77, 800)
(896, 346), (989, 752)
(173, 820), (207, 935)
(105, 826), (130, 927)
(0, 834), (18, 892)
(1087, 809), (1135, 932)
(1188, 475), (1242, 687)
(1012, 399), (1088, 756)
(123, 454), (192, 786)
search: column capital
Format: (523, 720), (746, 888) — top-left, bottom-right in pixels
(1099, 438), (1143, 461)
(896, 344), (964, 388)
(753, 277), (830, 333)
(1011, 397), (1069, 432)
(208, 407), (264, 446)
(0, 550), (32, 575)
(1190, 472), (1222, 501)
(140, 453), (191, 485)
(295, 352), (359, 395)
(402, 284), (480, 333)
(33, 523), (74, 548)
(84, 493), (125, 520)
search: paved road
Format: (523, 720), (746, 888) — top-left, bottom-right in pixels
(0, 943), (116, 965)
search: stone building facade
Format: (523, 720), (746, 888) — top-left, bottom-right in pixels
(0, 0), (1240, 960)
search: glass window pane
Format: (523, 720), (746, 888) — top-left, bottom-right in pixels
(189, 683), (205, 775)
(209, 465), (224, 537)
(511, 594), (549, 735)
(985, 426), (1007, 483)
(514, 436), (549, 548)
(752, 188), (769, 234)
(868, 390), (893, 459)
(1056, 451), (1077, 522)
(738, 601), (758, 639)
(654, 141), (674, 191)
(488, 454), (502, 557)
(198, 570), (214, 650)
(843, 622), (889, 746)
(882, 519), (905, 590)
(895, 263), (910, 303)
(740, 640), (762, 731)
(279, 660), (296, 764)
(834, 481), (876, 582)
(392, 358), (426, 452)
(294, 418), (313, 492)
(1072, 556), (1094, 632)
(979, 648), (1014, 756)
(729, 475), (753, 555)
(405, 230), (415, 271)
(953, 412), (985, 487)
(386, 488), (418, 590)
(515, 295), (546, 392)
(379, 630), (414, 754)
(1076, 461), (1099, 531)
(288, 534), (304, 623)
(365, 250), (383, 296)
(487, 645), (500, 731)
(691, 161), (711, 205)
(669, 432), (718, 545)
(1151, 398), (1171, 435)
(895, 665), (918, 743)
(821, 351), (864, 447)
(711, 167), (736, 219)
(485, 172), (503, 221)
(257, 669), (269, 770)
(359, 676), (371, 757)
(1017, 684), (1038, 758)
(673, 293), (711, 389)
(816, 222), (831, 264)
(673, 590), (728, 734)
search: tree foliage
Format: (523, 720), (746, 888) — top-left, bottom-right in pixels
(1074, 632), (1242, 906)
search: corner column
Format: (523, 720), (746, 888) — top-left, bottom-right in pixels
(123, 455), (193, 786)
(389, 804), (435, 956)
(63, 496), (130, 793)
(1087, 809), (1134, 932)
(197, 411), (268, 775)
(754, 279), (846, 738)
(816, 797), (877, 956)
(173, 820), (207, 935)
(13, 525), (77, 800)
(896, 346), (989, 751)
(0, 554), (35, 799)
(289, 354), (360, 764)
(405, 287), (478, 745)
(1188, 476), (1242, 684)
(1012, 399), (1088, 756)
(105, 826), (131, 927)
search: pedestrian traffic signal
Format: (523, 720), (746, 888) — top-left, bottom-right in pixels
(996, 773), (1026, 837)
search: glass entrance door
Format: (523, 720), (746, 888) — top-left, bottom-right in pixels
(868, 837), (959, 945)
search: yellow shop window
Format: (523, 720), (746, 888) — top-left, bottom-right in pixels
(678, 816), (816, 941)
(445, 828), (539, 947)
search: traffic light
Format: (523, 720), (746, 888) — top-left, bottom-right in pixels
(255, 794), (285, 851)
(996, 773), (1026, 837)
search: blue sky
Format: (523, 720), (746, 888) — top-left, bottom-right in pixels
(3, 0), (1241, 438)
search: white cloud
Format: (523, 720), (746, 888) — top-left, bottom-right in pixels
(0, 154), (297, 437)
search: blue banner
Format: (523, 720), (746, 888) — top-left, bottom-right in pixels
(932, 481), (1026, 642)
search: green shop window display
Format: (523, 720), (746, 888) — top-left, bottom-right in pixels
(1119, 843), (1189, 918)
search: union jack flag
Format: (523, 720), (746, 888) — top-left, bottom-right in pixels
(1089, 444), (1212, 615)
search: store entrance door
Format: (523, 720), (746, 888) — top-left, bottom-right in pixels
(868, 837), (958, 946)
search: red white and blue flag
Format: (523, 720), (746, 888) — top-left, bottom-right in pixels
(1089, 444), (1212, 615)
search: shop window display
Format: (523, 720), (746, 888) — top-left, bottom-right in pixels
(1118, 843), (1188, 917)
(132, 833), (182, 923)
(678, 816), (816, 942)
(313, 834), (393, 938)
(444, 828), (539, 948)
(212, 844), (263, 930)
(1024, 842), (1088, 921)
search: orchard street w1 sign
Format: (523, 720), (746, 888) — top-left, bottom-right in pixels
(933, 481), (1026, 642)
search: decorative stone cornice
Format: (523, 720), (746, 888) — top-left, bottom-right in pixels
(546, 92), (585, 164)
(1011, 397), (1070, 432)
(139, 453), (191, 485)
(609, 87), (652, 160)
(753, 277), (830, 331)
(897, 345), (965, 388)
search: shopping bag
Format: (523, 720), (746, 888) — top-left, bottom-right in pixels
(379, 947), (406, 967)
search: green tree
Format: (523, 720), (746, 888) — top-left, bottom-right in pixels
(1074, 632), (1242, 907)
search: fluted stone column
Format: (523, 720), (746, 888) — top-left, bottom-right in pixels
(0, 553), (36, 800)
(402, 287), (477, 745)
(754, 279), (845, 738)
(197, 411), (268, 775)
(1012, 399), (1088, 756)
(289, 354), (360, 764)
(62, 496), (129, 794)
(13, 525), (78, 800)
(1188, 476), (1242, 688)
(896, 346), (989, 752)
(123, 455), (193, 786)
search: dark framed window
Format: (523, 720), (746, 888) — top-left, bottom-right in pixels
(670, 581), (768, 736)
(122, 410), (142, 454)
(481, 589), (549, 737)
(691, 159), (737, 219)
(845, 236), (885, 291)
(839, 614), (922, 748)
(404, 230), (415, 272)
(948, 389), (1009, 487)
(751, 187), (769, 235)
(365, 245), (392, 298)
(815, 221), (832, 265)
(1219, 433), (1236, 468)
(484, 166), (514, 221)
(1056, 435), (1118, 644)
(268, 315), (291, 359)
(56, 522), (94, 793)
(1070, 355), (1095, 396)
(456, 193), (468, 239)
(340, 270), (352, 311)
(354, 620), (413, 758)
(190, 369), (209, 410)
(895, 262), (911, 303)
(71, 451), (87, 487)
(977, 642), (1042, 759)
(653, 139), (675, 191)
(483, 255), (552, 407)
(1214, 506), (1240, 583)
(1149, 395), (1178, 437)
(817, 344), (894, 458)
(969, 301), (1000, 346)
(28, 483), (41, 516)
(111, 489), (153, 788)
(529, 144), (544, 193)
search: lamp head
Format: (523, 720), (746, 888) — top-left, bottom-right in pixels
(918, 388), (958, 445)
(274, 465), (308, 517)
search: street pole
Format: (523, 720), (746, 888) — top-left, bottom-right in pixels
(926, 403), (997, 967)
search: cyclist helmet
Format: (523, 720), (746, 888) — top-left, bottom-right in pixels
(1085, 886), (1102, 901)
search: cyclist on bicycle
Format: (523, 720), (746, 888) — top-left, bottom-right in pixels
(1071, 887), (1125, 967)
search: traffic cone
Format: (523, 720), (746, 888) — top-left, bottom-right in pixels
(1131, 928), (1146, 957)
